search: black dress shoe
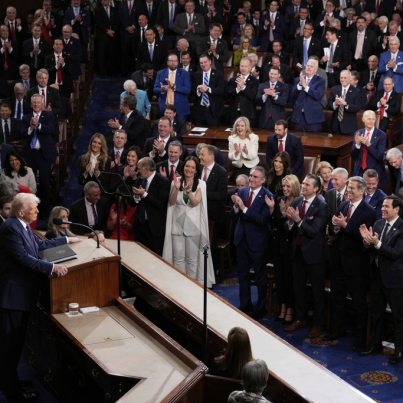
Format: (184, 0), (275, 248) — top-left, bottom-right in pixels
(359, 344), (384, 357)
(6, 390), (40, 401)
(351, 342), (366, 352)
(238, 303), (253, 313)
(389, 352), (403, 365)
(250, 309), (266, 320)
(322, 332), (347, 341)
(274, 316), (285, 322)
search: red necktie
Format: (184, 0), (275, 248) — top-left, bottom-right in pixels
(112, 150), (119, 172)
(203, 167), (208, 181)
(11, 21), (16, 40)
(57, 55), (62, 84)
(296, 200), (307, 245)
(245, 190), (253, 208)
(26, 224), (36, 248)
(3, 45), (8, 69)
(170, 164), (175, 181)
(325, 15), (329, 29)
(380, 92), (389, 120)
(361, 131), (370, 170)
(128, 1), (132, 14)
(375, 0), (380, 14)
(345, 202), (353, 222)
(279, 139), (283, 152)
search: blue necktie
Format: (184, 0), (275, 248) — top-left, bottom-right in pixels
(202, 73), (209, 105)
(170, 5), (174, 29)
(138, 179), (148, 223)
(328, 44), (334, 73)
(30, 114), (39, 149)
(303, 39), (308, 66)
(188, 14), (192, 26)
(16, 100), (21, 119)
(365, 194), (371, 203)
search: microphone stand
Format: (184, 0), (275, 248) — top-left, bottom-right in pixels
(57, 221), (101, 248)
(202, 244), (209, 363)
(286, 115), (307, 139)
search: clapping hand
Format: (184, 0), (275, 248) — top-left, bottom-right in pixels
(108, 117), (120, 129)
(234, 143), (241, 153)
(242, 144), (248, 155)
(85, 161), (92, 174)
(231, 193), (239, 208)
(173, 174), (181, 189)
(159, 166), (167, 177)
(265, 195), (275, 209)
(45, 103), (52, 112)
(111, 209), (118, 221)
(287, 206), (300, 223)
(360, 224), (379, 244)
(153, 138), (165, 154)
(332, 212), (347, 229)
(132, 185), (145, 196)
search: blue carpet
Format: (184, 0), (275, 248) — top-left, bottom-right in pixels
(211, 272), (403, 403)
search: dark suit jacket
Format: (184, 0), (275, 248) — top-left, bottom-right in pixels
(156, 1), (184, 33)
(0, 216), (67, 311)
(22, 37), (50, 71)
(77, 155), (112, 191)
(178, 63), (197, 75)
(196, 36), (229, 72)
(199, 4), (223, 35)
(118, 0), (140, 40)
(265, 132), (305, 179)
(341, 18), (355, 34)
(159, 34), (175, 50)
(263, 52), (290, 67)
(152, 116), (186, 142)
(327, 85), (361, 133)
(191, 69), (225, 119)
(119, 110), (151, 150)
(289, 18), (314, 39)
(26, 86), (62, 116)
(369, 217), (403, 288)
(293, 35), (322, 66)
(205, 163), (228, 222)
(108, 148), (128, 167)
(360, 69), (381, 89)
(0, 117), (21, 144)
(313, 11), (341, 39)
(44, 53), (74, 96)
(136, 40), (168, 71)
(20, 111), (58, 160)
(351, 127), (387, 187)
(286, 195), (329, 264)
(368, 90), (402, 121)
(367, 188), (387, 220)
(348, 28), (377, 63)
(230, 186), (272, 251)
(262, 63), (292, 84)
(68, 197), (110, 235)
(353, 1), (370, 15)
(131, 69), (157, 97)
(4, 96), (30, 119)
(320, 41), (350, 82)
(260, 12), (286, 44)
(94, 5), (120, 41)
(63, 6), (92, 44)
(143, 135), (176, 163)
(128, 173), (170, 237)
(227, 74), (259, 121)
(324, 187), (347, 224)
(156, 159), (183, 178)
(0, 39), (20, 80)
(61, 36), (83, 80)
(0, 143), (13, 171)
(137, 1), (158, 26)
(329, 199), (376, 274)
(256, 81), (289, 129)
(12, 77), (38, 91)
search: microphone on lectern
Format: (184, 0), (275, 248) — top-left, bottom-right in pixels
(53, 218), (100, 248)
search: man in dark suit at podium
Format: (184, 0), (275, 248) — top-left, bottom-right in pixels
(0, 193), (80, 401)
(129, 157), (170, 256)
(265, 120), (305, 180)
(359, 195), (403, 365)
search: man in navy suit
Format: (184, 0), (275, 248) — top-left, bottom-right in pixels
(231, 166), (273, 319)
(284, 174), (329, 339)
(288, 7), (313, 39)
(156, 140), (184, 181)
(154, 54), (191, 120)
(351, 110), (387, 188)
(386, 148), (403, 195)
(61, 24), (83, 80)
(136, 27), (168, 71)
(192, 53), (225, 126)
(0, 103), (21, 145)
(63, 0), (92, 46)
(313, 0), (341, 39)
(363, 169), (386, 220)
(324, 176), (377, 350)
(22, 24), (50, 77)
(290, 59), (326, 132)
(266, 120), (305, 180)
(20, 94), (57, 216)
(0, 193), (80, 400)
(152, 104), (187, 142)
(292, 23), (321, 74)
(108, 129), (128, 171)
(260, 0), (286, 52)
(138, 0), (158, 27)
(256, 66), (289, 129)
(327, 70), (361, 135)
(359, 196), (403, 365)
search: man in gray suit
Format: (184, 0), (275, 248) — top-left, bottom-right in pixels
(173, 1), (205, 48)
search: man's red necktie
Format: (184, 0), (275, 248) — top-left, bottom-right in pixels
(203, 167), (208, 181)
(245, 190), (253, 208)
(112, 150), (119, 172)
(296, 200), (307, 245)
(380, 92), (388, 120)
(3, 46), (8, 69)
(11, 22), (16, 40)
(57, 56), (62, 84)
(345, 202), (353, 222)
(361, 131), (370, 170)
(170, 164), (175, 181)
(279, 139), (283, 152)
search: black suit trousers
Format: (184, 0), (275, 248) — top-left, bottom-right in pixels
(292, 246), (325, 326)
(0, 308), (30, 396)
(330, 254), (368, 344)
(379, 117), (389, 133)
(194, 105), (220, 126)
(370, 266), (403, 353)
(97, 36), (119, 76)
(135, 220), (164, 257)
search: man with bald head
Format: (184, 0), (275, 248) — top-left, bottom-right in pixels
(351, 110), (387, 187)
(0, 24), (20, 79)
(361, 55), (380, 90)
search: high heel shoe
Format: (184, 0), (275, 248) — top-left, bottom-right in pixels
(275, 310), (286, 321)
(283, 312), (294, 325)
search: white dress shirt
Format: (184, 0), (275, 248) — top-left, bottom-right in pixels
(234, 186), (262, 214)
(375, 216), (399, 249)
(202, 162), (215, 182)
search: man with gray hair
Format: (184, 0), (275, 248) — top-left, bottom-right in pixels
(379, 20), (403, 53)
(20, 93), (57, 217)
(324, 176), (377, 350)
(378, 36), (403, 93)
(69, 181), (110, 236)
(324, 167), (349, 222)
(386, 147), (403, 195)
(0, 193), (80, 400)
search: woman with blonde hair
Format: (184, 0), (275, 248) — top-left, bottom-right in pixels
(315, 161), (334, 195)
(210, 327), (254, 379)
(266, 174), (300, 324)
(233, 24), (261, 51)
(78, 133), (111, 193)
(32, 9), (52, 45)
(46, 206), (75, 239)
(228, 117), (259, 179)
(233, 35), (257, 67)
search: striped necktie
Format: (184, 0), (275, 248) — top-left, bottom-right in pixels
(202, 73), (209, 105)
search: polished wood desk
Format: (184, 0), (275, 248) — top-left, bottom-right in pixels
(183, 128), (354, 171)
(106, 239), (373, 403)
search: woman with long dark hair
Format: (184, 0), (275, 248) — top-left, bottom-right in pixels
(1, 150), (36, 194)
(266, 151), (292, 196)
(162, 156), (215, 287)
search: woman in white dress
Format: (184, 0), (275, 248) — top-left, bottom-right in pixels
(228, 117), (260, 180)
(1, 149), (36, 194)
(163, 156), (215, 287)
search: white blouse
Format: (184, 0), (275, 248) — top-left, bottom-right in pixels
(228, 132), (260, 168)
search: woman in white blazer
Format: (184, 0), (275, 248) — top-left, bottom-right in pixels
(228, 117), (260, 180)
